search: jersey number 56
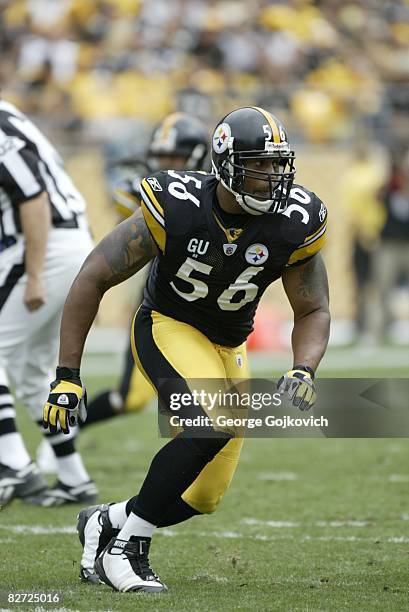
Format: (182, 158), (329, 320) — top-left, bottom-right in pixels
(170, 258), (263, 311)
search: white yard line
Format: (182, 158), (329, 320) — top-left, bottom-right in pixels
(388, 474), (409, 482)
(257, 472), (298, 481)
(2, 523), (408, 545)
(315, 520), (369, 527)
(243, 518), (299, 528)
(0, 525), (76, 535)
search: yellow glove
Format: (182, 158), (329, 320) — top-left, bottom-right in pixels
(43, 367), (87, 434)
(277, 365), (316, 411)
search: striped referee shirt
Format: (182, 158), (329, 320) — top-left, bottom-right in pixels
(0, 100), (87, 249)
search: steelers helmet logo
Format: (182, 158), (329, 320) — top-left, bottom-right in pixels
(245, 244), (269, 265)
(212, 123), (232, 153)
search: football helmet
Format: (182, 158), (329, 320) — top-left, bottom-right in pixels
(148, 112), (208, 171)
(211, 106), (296, 215)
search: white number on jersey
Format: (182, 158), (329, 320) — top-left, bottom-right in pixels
(170, 257), (263, 311)
(167, 171), (202, 207)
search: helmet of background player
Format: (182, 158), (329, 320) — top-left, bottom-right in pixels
(211, 107), (296, 215)
(148, 112), (209, 171)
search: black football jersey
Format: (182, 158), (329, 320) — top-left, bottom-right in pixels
(139, 170), (327, 346)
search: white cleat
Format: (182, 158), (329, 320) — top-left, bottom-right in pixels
(95, 537), (167, 593)
(77, 503), (119, 583)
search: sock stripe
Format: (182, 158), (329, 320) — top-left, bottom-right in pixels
(37, 420), (77, 443)
(0, 394), (13, 406)
(0, 408), (16, 421)
(44, 430), (76, 444)
(0, 418), (17, 434)
(50, 438), (76, 458)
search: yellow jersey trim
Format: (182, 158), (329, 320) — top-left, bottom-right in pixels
(287, 233), (326, 266)
(306, 219), (327, 242)
(140, 199), (166, 252)
(213, 212), (244, 243)
(140, 178), (164, 217)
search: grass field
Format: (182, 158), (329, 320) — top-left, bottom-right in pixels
(2, 349), (409, 611)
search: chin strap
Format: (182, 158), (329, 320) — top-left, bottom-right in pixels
(219, 178), (271, 216)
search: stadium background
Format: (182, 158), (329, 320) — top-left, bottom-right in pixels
(2, 2), (409, 610)
(2, 0), (408, 369)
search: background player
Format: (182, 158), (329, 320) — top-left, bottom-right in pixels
(43, 106), (330, 592)
(0, 100), (96, 507)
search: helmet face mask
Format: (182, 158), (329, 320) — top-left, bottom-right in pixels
(211, 107), (296, 215)
(221, 149), (296, 215)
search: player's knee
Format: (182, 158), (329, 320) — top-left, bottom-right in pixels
(183, 480), (231, 514)
(186, 495), (222, 514)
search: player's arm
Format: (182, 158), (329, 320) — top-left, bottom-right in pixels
(282, 253), (330, 372)
(43, 207), (157, 433)
(59, 207), (157, 369)
(19, 191), (51, 311)
(278, 254), (330, 411)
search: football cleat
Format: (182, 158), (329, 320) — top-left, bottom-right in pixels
(24, 479), (98, 507)
(77, 503), (119, 583)
(95, 536), (167, 593)
(0, 461), (47, 507)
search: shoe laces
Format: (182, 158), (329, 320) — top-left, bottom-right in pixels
(122, 540), (158, 580)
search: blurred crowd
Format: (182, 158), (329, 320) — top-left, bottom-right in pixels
(1, 0), (408, 339)
(1, 0), (408, 147)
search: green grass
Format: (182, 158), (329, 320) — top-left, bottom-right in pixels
(2, 370), (409, 611)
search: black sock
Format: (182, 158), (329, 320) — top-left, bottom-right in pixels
(80, 390), (120, 428)
(37, 420), (76, 457)
(128, 434), (229, 524)
(126, 494), (201, 527)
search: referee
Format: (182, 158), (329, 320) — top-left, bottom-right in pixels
(0, 100), (97, 506)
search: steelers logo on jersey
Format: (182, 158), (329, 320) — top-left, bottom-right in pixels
(212, 123), (232, 153)
(245, 244), (269, 265)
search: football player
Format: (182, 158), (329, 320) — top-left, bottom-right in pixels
(43, 107), (330, 592)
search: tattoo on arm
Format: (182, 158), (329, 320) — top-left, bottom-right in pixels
(94, 207), (158, 289)
(296, 256), (329, 303)
(282, 254), (329, 317)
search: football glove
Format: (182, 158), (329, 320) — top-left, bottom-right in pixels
(43, 367), (87, 434)
(277, 365), (316, 411)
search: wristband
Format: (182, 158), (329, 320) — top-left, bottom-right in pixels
(293, 364), (315, 380)
(56, 366), (81, 382)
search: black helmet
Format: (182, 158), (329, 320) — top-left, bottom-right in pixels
(211, 106), (296, 215)
(148, 112), (208, 170)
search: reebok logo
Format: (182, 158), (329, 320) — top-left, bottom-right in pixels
(147, 177), (162, 191)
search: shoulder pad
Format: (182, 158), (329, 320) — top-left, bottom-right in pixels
(283, 184), (328, 267)
(139, 172), (167, 252)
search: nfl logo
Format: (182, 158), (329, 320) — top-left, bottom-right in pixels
(223, 243), (237, 256)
